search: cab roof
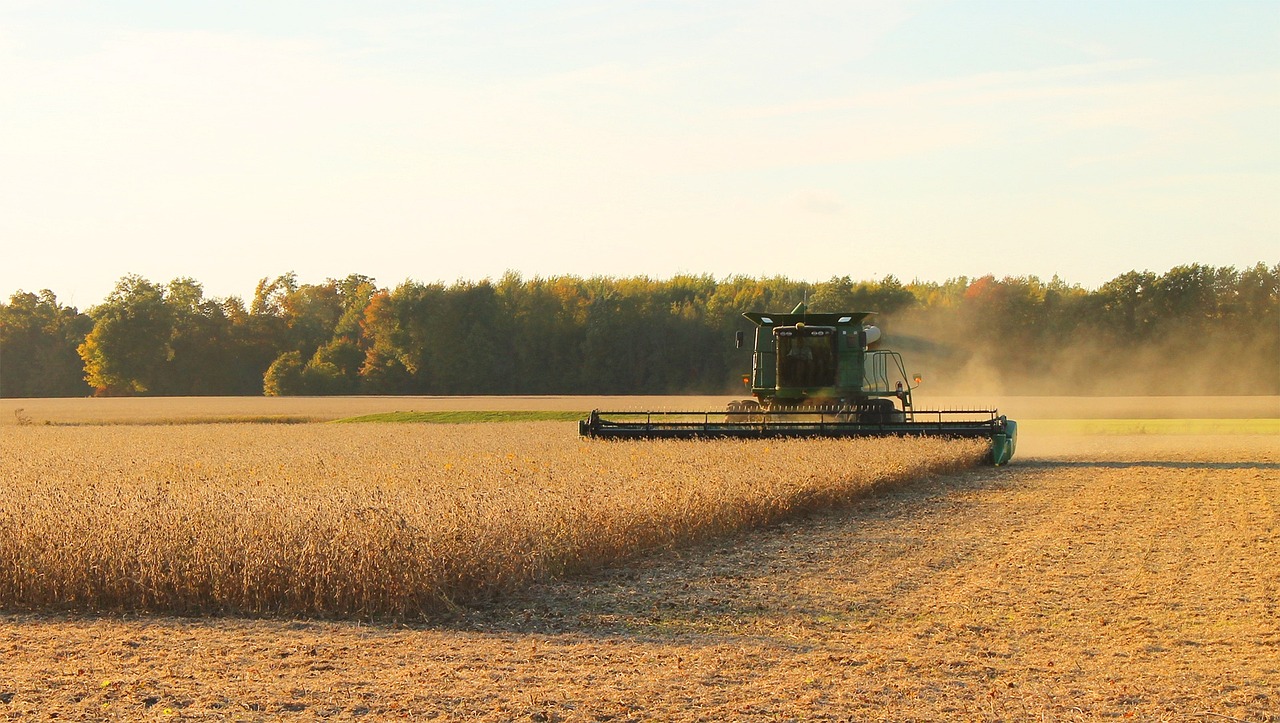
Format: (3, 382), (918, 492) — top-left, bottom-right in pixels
(742, 302), (872, 328)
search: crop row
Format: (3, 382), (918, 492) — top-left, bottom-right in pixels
(0, 423), (987, 618)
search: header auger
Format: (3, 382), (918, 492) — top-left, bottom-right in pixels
(579, 302), (1017, 465)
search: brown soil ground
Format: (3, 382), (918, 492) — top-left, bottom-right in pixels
(2, 431), (1276, 721)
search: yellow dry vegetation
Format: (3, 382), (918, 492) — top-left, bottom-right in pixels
(2, 397), (1275, 720)
(0, 423), (986, 618)
(0, 432), (1274, 721)
(4, 393), (1276, 426)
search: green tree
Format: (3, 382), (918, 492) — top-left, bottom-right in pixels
(263, 351), (305, 396)
(358, 289), (416, 394)
(157, 278), (240, 395)
(8, 264), (1269, 398)
(218, 295), (282, 395)
(251, 272), (377, 394)
(78, 275), (174, 395)
(0, 290), (93, 397)
(304, 338), (363, 394)
(421, 281), (511, 394)
(1095, 270), (1160, 341)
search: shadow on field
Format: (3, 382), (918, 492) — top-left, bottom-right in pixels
(1018, 459), (1280, 471)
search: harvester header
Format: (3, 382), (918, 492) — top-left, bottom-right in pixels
(579, 302), (1018, 465)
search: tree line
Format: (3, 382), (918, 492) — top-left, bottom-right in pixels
(1, 263), (1276, 398)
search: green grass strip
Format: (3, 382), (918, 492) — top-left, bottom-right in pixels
(332, 410), (586, 424)
(1021, 418), (1280, 435)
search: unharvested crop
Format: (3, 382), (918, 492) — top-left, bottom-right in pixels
(0, 423), (986, 618)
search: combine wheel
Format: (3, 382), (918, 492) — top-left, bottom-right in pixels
(726, 399), (762, 422)
(858, 399), (904, 424)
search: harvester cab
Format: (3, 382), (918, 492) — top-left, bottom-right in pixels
(737, 302), (915, 422)
(580, 302), (1017, 465)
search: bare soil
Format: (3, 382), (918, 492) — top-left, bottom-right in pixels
(1, 431), (1276, 721)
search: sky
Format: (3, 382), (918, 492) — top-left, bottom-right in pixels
(2, 0), (1277, 308)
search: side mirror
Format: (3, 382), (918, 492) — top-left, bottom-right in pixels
(735, 330), (744, 349)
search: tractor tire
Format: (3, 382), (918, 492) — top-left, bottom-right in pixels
(858, 399), (903, 424)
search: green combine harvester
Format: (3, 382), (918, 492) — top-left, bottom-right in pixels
(580, 303), (1017, 465)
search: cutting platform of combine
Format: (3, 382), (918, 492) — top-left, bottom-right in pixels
(581, 303), (1018, 465)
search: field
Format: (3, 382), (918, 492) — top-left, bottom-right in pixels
(3, 394), (1278, 426)
(0, 396), (1276, 721)
(0, 425), (984, 618)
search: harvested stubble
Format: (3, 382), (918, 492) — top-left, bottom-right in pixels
(0, 423), (987, 618)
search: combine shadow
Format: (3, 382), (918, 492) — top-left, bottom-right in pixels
(1018, 459), (1279, 471)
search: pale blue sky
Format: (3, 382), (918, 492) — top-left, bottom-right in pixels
(2, 1), (1277, 307)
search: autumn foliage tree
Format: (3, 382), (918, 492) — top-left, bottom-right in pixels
(78, 276), (174, 395)
(5, 263), (1275, 398)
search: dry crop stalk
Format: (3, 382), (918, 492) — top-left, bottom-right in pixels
(0, 424), (987, 618)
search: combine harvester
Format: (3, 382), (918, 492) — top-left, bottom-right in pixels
(580, 303), (1017, 465)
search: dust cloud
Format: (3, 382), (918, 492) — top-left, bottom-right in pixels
(888, 321), (1278, 398)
